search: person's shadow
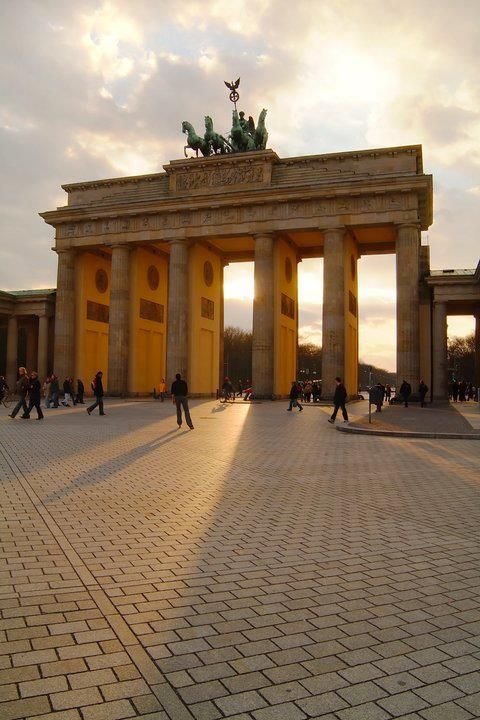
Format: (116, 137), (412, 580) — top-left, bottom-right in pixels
(43, 429), (184, 503)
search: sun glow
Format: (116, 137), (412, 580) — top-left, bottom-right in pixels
(224, 263), (254, 301)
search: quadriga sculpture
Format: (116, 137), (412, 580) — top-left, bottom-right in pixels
(181, 109), (268, 157)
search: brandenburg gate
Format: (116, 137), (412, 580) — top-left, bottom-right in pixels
(40, 145), (433, 398)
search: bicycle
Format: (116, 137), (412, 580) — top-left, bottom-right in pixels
(1, 392), (13, 409)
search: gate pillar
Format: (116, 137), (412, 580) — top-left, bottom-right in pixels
(166, 240), (189, 386)
(322, 228), (358, 399)
(54, 248), (76, 382)
(252, 233), (274, 398)
(396, 223), (420, 390)
(432, 301), (448, 401)
(107, 244), (130, 395)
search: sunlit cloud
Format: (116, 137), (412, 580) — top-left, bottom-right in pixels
(198, 47), (219, 73)
(75, 131), (165, 175)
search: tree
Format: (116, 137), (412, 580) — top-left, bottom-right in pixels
(223, 327), (252, 382)
(448, 334), (475, 381)
(297, 342), (322, 378)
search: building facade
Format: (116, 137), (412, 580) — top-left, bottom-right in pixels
(0, 290), (55, 389)
(34, 146), (434, 398)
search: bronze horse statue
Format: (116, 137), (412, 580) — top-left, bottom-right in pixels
(204, 116), (230, 154)
(182, 121), (209, 157)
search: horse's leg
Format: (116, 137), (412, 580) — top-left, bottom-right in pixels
(184, 145), (189, 158)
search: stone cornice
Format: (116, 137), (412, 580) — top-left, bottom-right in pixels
(41, 175), (430, 228)
(61, 172), (165, 194)
(59, 145), (423, 194)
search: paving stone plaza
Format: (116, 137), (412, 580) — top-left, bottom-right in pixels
(1, 399), (480, 720)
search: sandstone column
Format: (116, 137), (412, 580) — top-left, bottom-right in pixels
(37, 315), (49, 380)
(252, 233), (274, 398)
(322, 227), (346, 398)
(6, 316), (18, 388)
(54, 248), (76, 381)
(432, 301), (448, 402)
(108, 244), (130, 395)
(219, 260), (227, 390)
(166, 240), (189, 385)
(475, 311), (480, 389)
(396, 224), (420, 390)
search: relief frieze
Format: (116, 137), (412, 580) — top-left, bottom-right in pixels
(56, 190), (416, 239)
(175, 164), (264, 192)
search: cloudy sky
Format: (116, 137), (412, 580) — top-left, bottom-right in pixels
(1, 0), (479, 370)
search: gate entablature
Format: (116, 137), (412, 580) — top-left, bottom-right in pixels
(41, 146), (432, 256)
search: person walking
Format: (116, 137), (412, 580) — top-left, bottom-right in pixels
(159, 378), (167, 402)
(399, 379), (412, 407)
(76, 379), (85, 404)
(303, 380), (313, 403)
(21, 371), (44, 420)
(62, 377), (74, 406)
(287, 381), (303, 412)
(9, 367), (29, 419)
(87, 371), (106, 416)
(0, 375), (9, 405)
(384, 383), (392, 404)
(47, 374), (60, 408)
(451, 380), (459, 402)
(171, 373), (194, 429)
(418, 380), (428, 407)
(328, 377), (349, 424)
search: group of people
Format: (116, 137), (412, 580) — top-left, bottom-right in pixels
(5, 367), (106, 420)
(4, 367), (44, 420)
(287, 376), (349, 424)
(369, 379), (429, 411)
(42, 375), (85, 408)
(449, 380), (478, 402)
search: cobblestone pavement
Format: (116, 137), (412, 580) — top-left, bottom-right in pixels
(1, 398), (480, 720)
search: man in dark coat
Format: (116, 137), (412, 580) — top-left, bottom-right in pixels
(21, 371), (44, 420)
(328, 377), (349, 424)
(87, 371), (106, 416)
(418, 380), (428, 407)
(76, 379), (85, 404)
(399, 380), (412, 407)
(9, 367), (29, 419)
(287, 381), (303, 412)
(171, 373), (194, 429)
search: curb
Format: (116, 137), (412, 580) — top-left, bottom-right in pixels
(337, 425), (480, 440)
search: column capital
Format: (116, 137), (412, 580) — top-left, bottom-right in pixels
(395, 222), (421, 232)
(253, 232), (274, 242)
(321, 226), (345, 236)
(168, 238), (193, 249)
(108, 242), (131, 251)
